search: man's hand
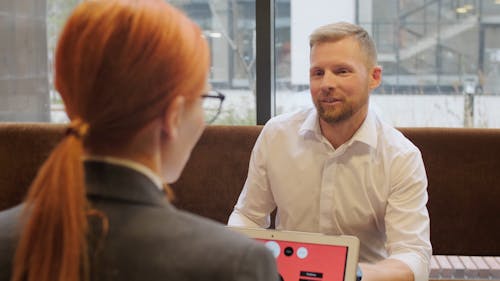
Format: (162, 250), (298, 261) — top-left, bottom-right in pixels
(359, 259), (414, 281)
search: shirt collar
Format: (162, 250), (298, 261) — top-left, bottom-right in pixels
(298, 107), (378, 149)
(83, 155), (164, 190)
(348, 109), (378, 149)
(299, 108), (322, 139)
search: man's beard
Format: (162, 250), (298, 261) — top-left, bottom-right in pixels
(314, 92), (370, 125)
(315, 101), (354, 125)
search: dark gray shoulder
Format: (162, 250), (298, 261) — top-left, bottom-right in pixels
(0, 204), (23, 240)
(166, 209), (280, 281)
(96, 204), (278, 281)
(0, 204), (24, 281)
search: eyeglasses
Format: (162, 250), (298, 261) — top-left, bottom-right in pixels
(201, 90), (225, 124)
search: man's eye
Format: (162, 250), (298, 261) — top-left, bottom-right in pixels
(336, 68), (350, 74)
(311, 70), (324, 76)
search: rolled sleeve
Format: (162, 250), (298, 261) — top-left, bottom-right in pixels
(389, 252), (430, 281)
(386, 149), (432, 281)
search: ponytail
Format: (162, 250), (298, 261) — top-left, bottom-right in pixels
(11, 119), (90, 281)
(9, 0), (211, 279)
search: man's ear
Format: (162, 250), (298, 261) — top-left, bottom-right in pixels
(162, 95), (185, 141)
(369, 65), (383, 90)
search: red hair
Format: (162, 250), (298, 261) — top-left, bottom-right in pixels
(11, 1), (209, 281)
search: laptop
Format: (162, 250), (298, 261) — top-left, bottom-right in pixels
(230, 227), (360, 281)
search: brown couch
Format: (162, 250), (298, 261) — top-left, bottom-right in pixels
(0, 123), (498, 257)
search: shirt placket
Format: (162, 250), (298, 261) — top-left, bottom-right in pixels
(319, 143), (348, 234)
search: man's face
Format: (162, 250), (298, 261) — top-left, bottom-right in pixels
(309, 37), (381, 125)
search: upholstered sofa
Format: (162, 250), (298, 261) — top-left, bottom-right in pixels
(0, 123), (498, 258)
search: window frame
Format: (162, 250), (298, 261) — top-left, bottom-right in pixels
(255, 0), (275, 125)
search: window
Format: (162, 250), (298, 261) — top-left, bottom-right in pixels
(2, 0), (258, 124)
(47, 0), (80, 123)
(172, 0), (257, 125)
(1, 0), (500, 127)
(1, 0), (50, 121)
(274, 0), (500, 127)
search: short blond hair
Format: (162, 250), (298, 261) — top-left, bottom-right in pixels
(309, 22), (377, 66)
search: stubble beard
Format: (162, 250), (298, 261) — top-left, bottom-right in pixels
(314, 93), (369, 126)
(316, 102), (353, 125)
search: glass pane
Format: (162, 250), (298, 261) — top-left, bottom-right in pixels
(42, 0), (257, 124)
(275, 0), (500, 128)
(47, 0), (79, 123)
(1, 0), (50, 122)
(171, 0), (256, 125)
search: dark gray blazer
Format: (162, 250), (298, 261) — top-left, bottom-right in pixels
(0, 161), (278, 281)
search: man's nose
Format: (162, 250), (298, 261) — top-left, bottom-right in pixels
(320, 71), (336, 93)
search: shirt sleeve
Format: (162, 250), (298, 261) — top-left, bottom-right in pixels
(228, 126), (277, 228)
(385, 148), (432, 281)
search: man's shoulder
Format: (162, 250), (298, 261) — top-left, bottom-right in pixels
(373, 114), (420, 154)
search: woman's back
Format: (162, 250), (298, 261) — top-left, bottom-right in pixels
(0, 161), (277, 281)
(0, 1), (278, 280)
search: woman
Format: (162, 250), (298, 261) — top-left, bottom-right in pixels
(0, 1), (277, 281)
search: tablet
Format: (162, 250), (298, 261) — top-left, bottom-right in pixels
(230, 227), (360, 281)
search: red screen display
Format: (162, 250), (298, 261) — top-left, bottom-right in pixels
(256, 239), (348, 281)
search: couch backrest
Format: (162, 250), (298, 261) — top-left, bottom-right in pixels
(399, 127), (500, 256)
(0, 123), (66, 211)
(0, 123), (498, 256)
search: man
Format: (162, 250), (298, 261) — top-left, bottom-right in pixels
(228, 22), (431, 281)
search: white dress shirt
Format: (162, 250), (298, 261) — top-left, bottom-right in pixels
(228, 107), (432, 281)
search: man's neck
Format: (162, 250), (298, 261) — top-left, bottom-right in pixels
(319, 108), (368, 149)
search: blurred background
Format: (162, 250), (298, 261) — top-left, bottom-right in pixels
(1, 0), (499, 127)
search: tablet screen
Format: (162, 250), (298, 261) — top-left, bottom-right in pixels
(228, 227), (359, 281)
(256, 238), (348, 281)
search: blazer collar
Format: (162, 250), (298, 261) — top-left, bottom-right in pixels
(84, 161), (168, 207)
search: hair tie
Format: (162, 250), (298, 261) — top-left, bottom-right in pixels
(66, 118), (89, 139)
